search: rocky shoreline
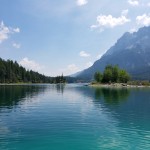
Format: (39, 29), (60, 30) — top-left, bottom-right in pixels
(89, 83), (150, 88)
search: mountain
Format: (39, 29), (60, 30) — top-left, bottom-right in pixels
(76, 26), (150, 81)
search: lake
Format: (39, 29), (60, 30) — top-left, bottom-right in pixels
(0, 84), (150, 150)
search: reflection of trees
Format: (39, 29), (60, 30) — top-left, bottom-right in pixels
(95, 87), (130, 105)
(56, 84), (65, 94)
(0, 85), (47, 109)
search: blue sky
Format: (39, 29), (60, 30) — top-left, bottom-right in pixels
(0, 0), (150, 76)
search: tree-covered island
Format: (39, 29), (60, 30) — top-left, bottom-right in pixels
(94, 65), (130, 84)
(92, 65), (150, 87)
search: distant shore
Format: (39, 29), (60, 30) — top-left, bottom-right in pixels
(0, 83), (51, 85)
(89, 83), (150, 88)
(0, 83), (150, 88)
(0, 83), (66, 85)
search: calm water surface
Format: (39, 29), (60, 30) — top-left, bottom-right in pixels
(0, 84), (150, 150)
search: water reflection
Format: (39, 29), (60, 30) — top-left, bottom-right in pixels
(0, 85), (47, 109)
(0, 84), (150, 150)
(92, 87), (150, 131)
(55, 84), (65, 94)
(94, 87), (130, 105)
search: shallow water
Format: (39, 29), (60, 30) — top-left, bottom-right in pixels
(0, 84), (150, 150)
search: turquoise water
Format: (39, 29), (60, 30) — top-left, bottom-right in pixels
(0, 84), (150, 150)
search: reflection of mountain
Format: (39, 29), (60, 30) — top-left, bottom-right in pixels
(0, 85), (48, 109)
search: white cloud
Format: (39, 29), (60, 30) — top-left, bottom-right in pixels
(96, 54), (102, 59)
(129, 28), (138, 33)
(86, 62), (93, 68)
(12, 42), (21, 49)
(19, 57), (44, 72)
(96, 51), (107, 60)
(136, 14), (150, 26)
(0, 21), (10, 43)
(67, 64), (79, 72)
(90, 25), (97, 29)
(91, 14), (130, 29)
(148, 2), (150, 7)
(13, 28), (20, 33)
(128, 0), (139, 6)
(77, 0), (88, 6)
(60, 64), (80, 75)
(0, 21), (20, 43)
(121, 9), (129, 16)
(79, 51), (90, 57)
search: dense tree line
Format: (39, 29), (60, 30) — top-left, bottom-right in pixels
(94, 65), (130, 83)
(0, 58), (66, 83)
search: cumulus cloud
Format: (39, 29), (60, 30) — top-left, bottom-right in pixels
(86, 62), (93, 68)
(60, 64), (80, 75)
(76, 0), (88, 6)
(12, 42), (21, 49)
(129, 28), (138, 33)
(90, 25), (97, 29)
(91, 13), (130, 30)
(67, 64), (79, 72)
(19, 57), (44, 72)
(0, 21), (20, 43)
(0, 21), (10, 43)
(79, 51), (90, 57)
(13, 28), (20, 33)
(128, 0), (139, 6)
(96, 54), (103, 59)
(136, 14), (150, 26)
(121, 9), (129, 16)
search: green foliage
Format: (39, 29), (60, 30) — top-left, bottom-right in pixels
(102, 65), (113, 83)
(94, 72), (103, 83)
(112, 65), (119, 82)
(0, 58), (66, 84)
(54, 74), (66, 83)
(118, 69), (130, 83)
(94, 65), (130, 83)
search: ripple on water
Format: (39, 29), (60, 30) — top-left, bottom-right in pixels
(0, 84), (150, 150)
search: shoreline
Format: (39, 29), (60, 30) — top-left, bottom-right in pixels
(0, 83), (150, 88)
(0, 83), (66, 85)
(89, 83), (150, 88)
(0, 83), (53, 85)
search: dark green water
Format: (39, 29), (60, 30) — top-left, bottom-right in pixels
(0, 84), (150, 150)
